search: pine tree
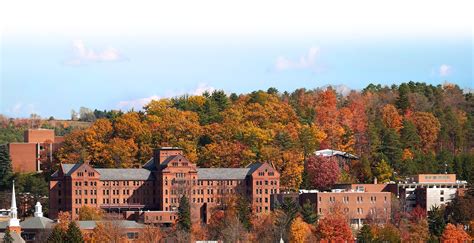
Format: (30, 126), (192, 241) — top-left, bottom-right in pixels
(3, 229), (14, 243)
(0, 144), (13, 189)
(357, 224), (374, 243)
(65, 221), (84, 243)
(237, 196), (252, 230)
(396, 83), (410, 113)
(300, 199), (318, 224)
(47, 226), (66, 243)
(177, 195), (191, 232)
(400, 119), (421, 150)
(428, 205), (445, 238)
(380, 127), (403, 171)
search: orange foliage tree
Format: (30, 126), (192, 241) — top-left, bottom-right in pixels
(440, 223), (471, 242)
(315, 205), (352, 241)
(411, 112), (441, 151)
(289, 216), (311, 243)
(382, 104), (403, 132)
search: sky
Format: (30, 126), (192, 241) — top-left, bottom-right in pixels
(0, 0), (473, 119)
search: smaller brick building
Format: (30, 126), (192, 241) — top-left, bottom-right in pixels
(8, 129), (63, 173)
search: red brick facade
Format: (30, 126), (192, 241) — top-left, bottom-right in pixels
(49, 147), (280, 224)
(8, 129), (63, 173)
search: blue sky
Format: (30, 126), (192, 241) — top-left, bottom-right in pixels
(0, 1), (472, 118)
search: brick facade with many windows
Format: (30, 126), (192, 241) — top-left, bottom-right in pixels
(49, 147), (280, 223)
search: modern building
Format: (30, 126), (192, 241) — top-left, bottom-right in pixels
(271, 183), (392, 229)
(396, 174), (468, 211)
(49, 147), (280, 224)
(7, 129), (63, 173)
(314, 149), (359, 169)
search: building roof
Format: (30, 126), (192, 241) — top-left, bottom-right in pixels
(95, 168), (154, 180)
(197, 168), (251, 180)
(20, 217), (54, 229)
(77, 220), (145, 230)
(315, 149), (358, 159)
(51, 163), (83, 177)
(0, 231), (25, 243)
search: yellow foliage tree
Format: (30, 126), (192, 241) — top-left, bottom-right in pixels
(290, 217), (311, 243)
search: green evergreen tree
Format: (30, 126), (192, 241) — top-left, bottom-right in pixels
(357, 224), (374, 243)
(0, 144), (13, 189)
(3, 229), (14, 243)
(237, 196), (252, 230)
(300, 199), (318, 224)
(177, 195), (191, 232)
(400, 119), (421, 150)
(65, 221), (84, 243)
(396, 83), (410, 113)
(47, 226), (66, 243)
(427, 205), (445, 238)
(380, 127), (403, 170)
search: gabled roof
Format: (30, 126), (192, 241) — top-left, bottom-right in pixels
(315, 149), (358, 159)
(51, 163), (84, 177)
(142, 158), (155, 170)
(77, 220), (145, 230)
(20, 216), (54, 229)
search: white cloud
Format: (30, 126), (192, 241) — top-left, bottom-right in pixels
(439, 64), (452, 76)
(64, 40), (126, 65)
(275, 47), (320, 71)
(5, 103), (39, 117)
(116, 83), (216, 110)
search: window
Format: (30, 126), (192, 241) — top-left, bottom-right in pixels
(440, 197), (444, 202)
(440, 190), (444, 195)
(126, 232), (139, 239)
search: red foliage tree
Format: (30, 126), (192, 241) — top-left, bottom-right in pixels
(306, 155), (340, 190)
(315, 211), (353, 241)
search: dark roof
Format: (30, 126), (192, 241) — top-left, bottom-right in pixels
(51, 163), (83, 177)
(197, 168), (251, 180)
(95, 168), (154, 180)
(77, 220), (145, 230)
(20, 217), (54, 229)
(142, 158), (156, 170)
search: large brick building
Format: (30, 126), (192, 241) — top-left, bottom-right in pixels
(8, 129), (63, 173)
(49, 147), (280, 223)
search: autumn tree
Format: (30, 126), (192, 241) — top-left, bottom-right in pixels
(315, 211), (352, 241)
(314, 89), (344, 149)
(440, 223), (471, 242)
(289, 217), (311, 243)
(374, 159), (393, 183)
(306, 155), (340, 190)
(140, 225), (162, 243)
(382, 104), (403, 132)
(78, 205), (103, 220)
(411, 111), (441, 151)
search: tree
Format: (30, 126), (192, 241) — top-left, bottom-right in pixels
(373, 224), (401, 242)
(382, 104), (403, 132)
(236, 196), (252, 230)
(300, 199), (318, 224)
(445, 193), (474, 225)
(400, 119), (421, 150)
(3, 229), (14, 243)
(315, 213), (353, 241)
(177, 195), (191, 232)
(396, 83), (410, 113)
(440, 223), (471, 242)
(65, 221), (84, 243)
(306, 155), (340, 190)
(140, 225), (162, 243)
(428, 206), (446, 237)
(0, 144), (13, 189)
(47, 226), (66, 243)
(374, 159), (393, 183)
(411, 111), (441, 151)
(289, 217), (311, 243)
(78, 205), (103, 220)
(357, 224), (374, 243)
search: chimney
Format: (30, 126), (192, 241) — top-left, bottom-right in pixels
(374, 177), (378, 184)
(154, 147), (183, 166)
